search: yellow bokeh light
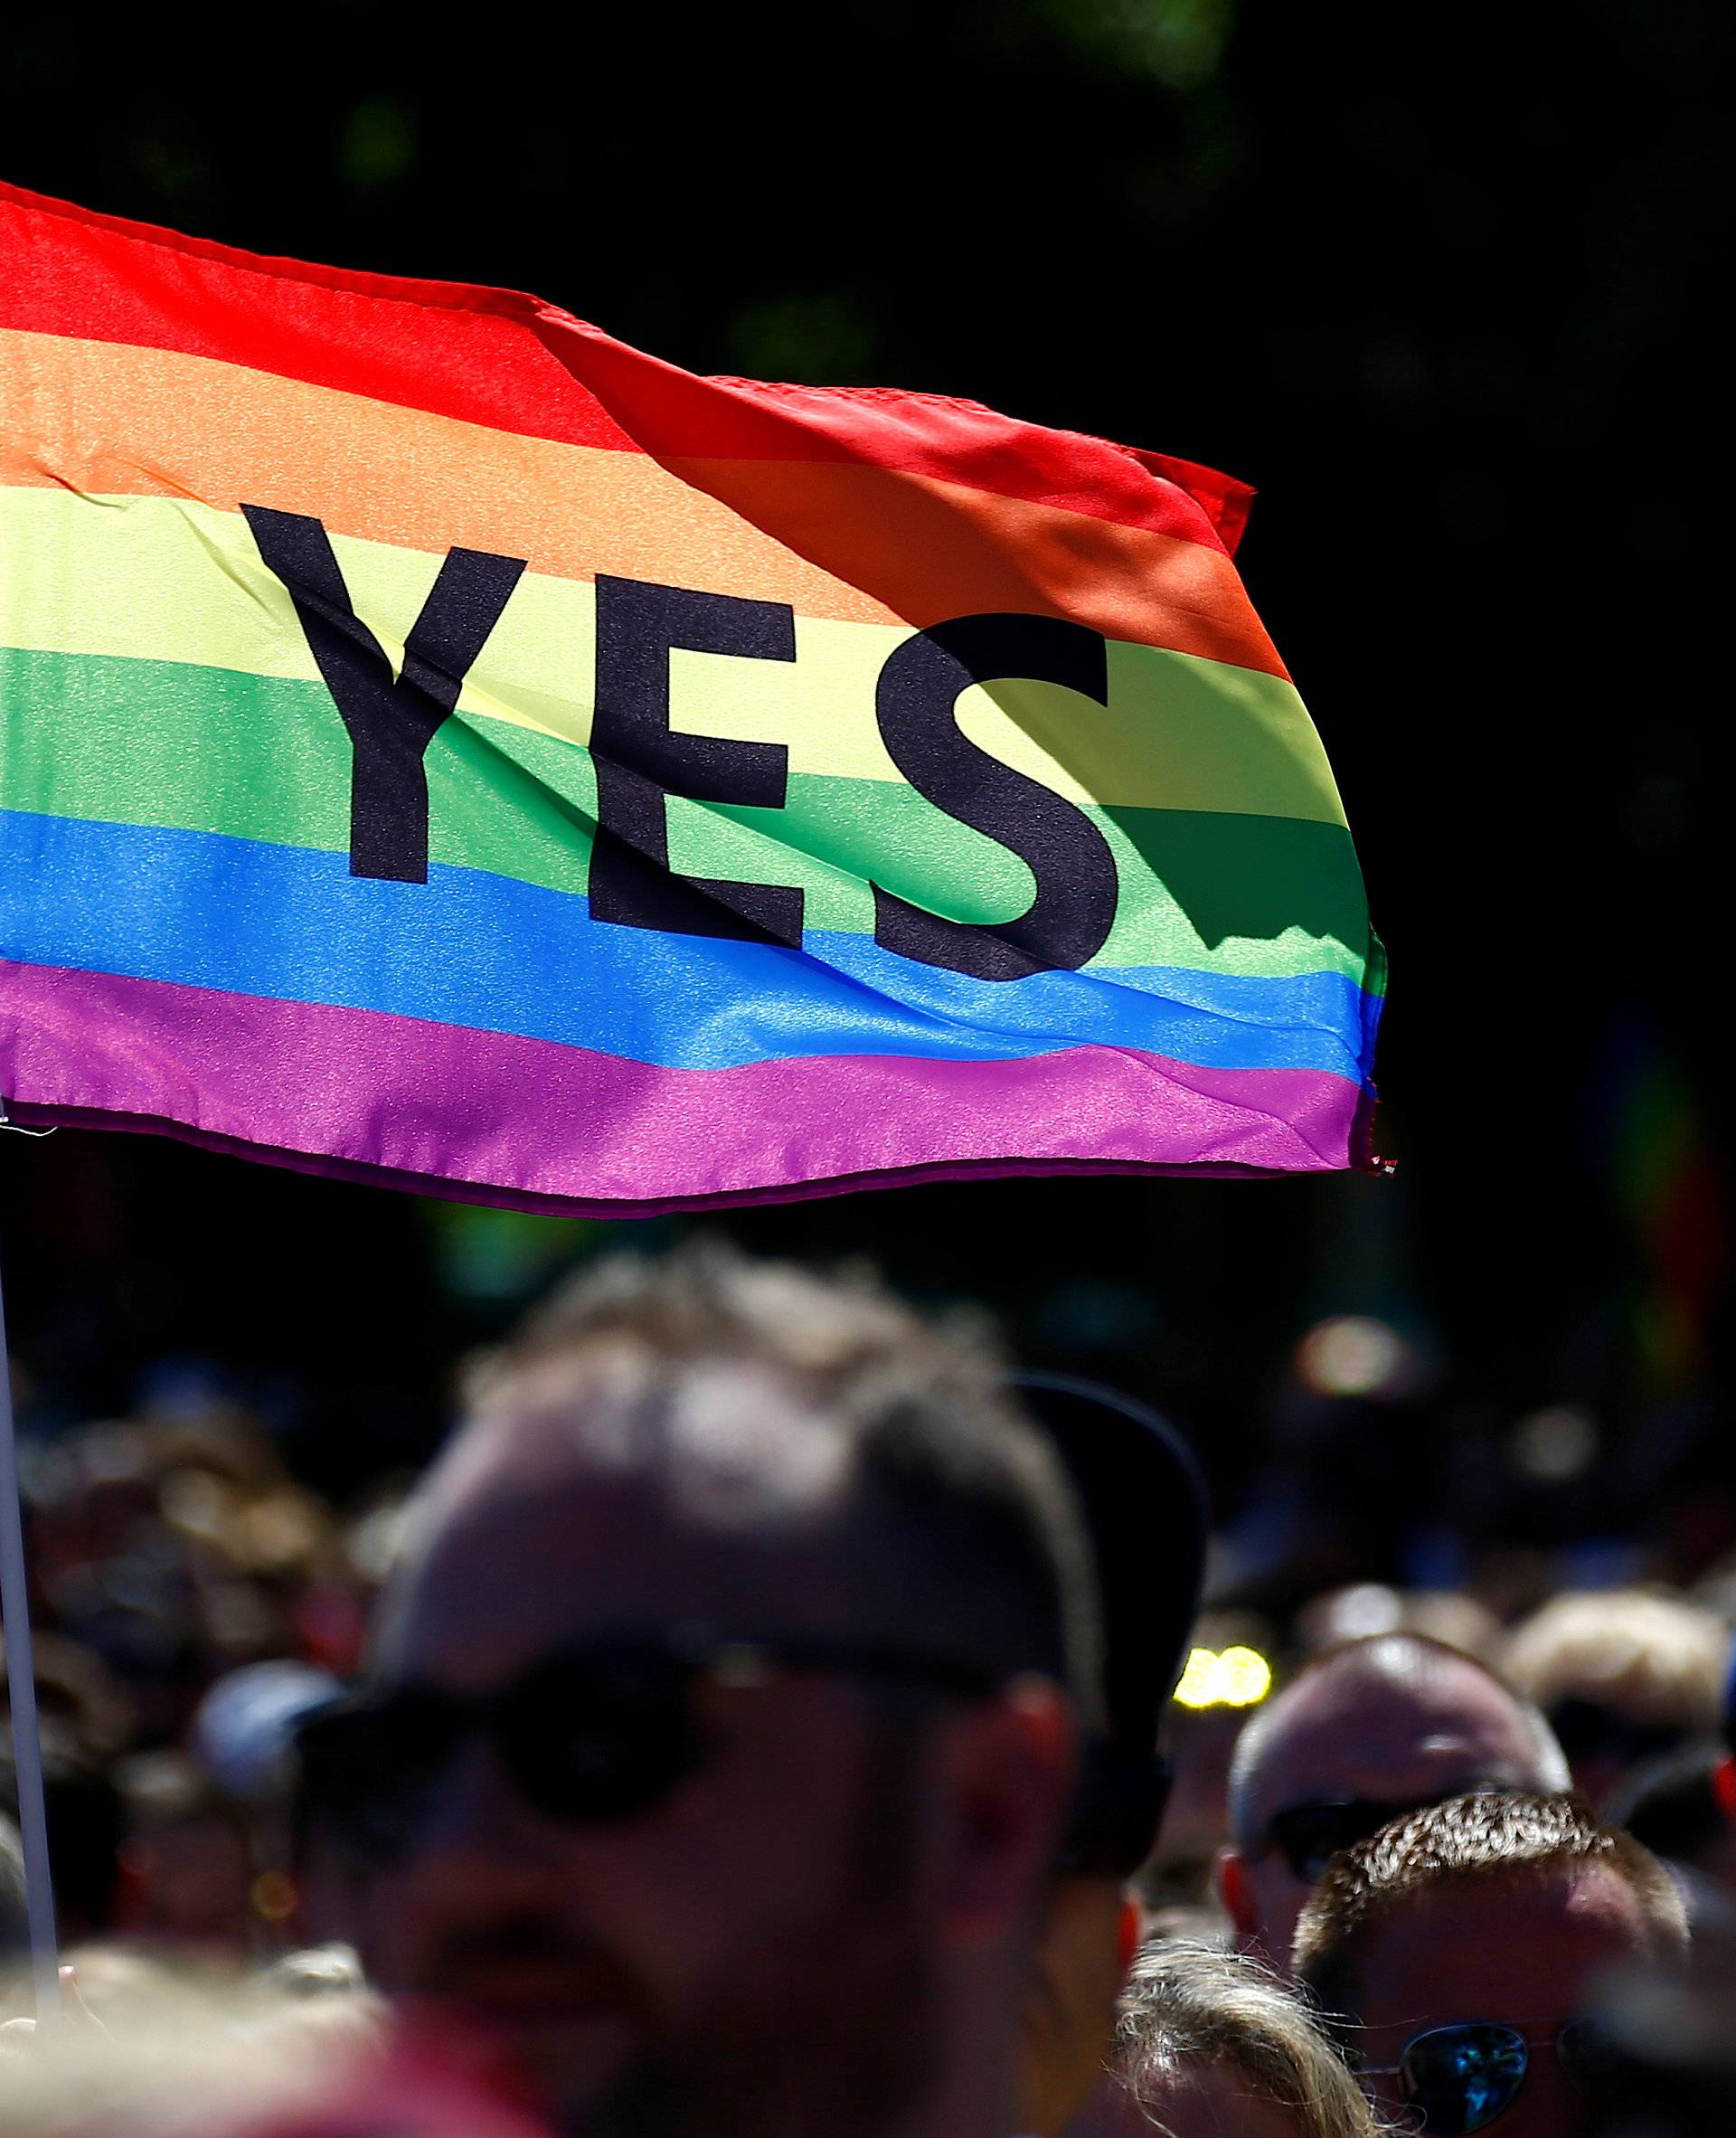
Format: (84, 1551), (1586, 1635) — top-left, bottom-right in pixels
(1173, 1644), (1273, 1709)
(1218, 1645), (1273, 1705)
(1174, 1648), (1219, 1706)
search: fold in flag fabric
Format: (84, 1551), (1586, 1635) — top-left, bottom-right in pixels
(0, 180), (1384, 1214)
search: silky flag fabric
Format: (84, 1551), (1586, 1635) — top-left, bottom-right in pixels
(0, 181), (1383, 1214)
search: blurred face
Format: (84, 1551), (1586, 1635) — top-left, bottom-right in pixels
(119, 1812), (253, 1948)
(1063, 2062), (1304, 2138)
(1230, 1662), (1554, 1969)
(1352, 1868), (1653, 2138)
(352, 1373), (946, 2138)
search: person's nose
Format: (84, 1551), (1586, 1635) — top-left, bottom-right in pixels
(394, 1735), (568, 1906)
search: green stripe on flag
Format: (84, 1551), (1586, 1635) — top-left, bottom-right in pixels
(0, 646), (1374, 984)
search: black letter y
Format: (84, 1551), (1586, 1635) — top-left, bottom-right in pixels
(244, 505), (525, 883)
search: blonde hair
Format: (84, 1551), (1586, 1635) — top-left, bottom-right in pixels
(1504, 1590), (1727, 1733)
(0, 1981), (379, 2134)
(1109, 1940), (1382, 2138)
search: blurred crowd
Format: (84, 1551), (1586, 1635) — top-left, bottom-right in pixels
(4, 1243), (1736, 2136)
(5, 1394), (392, 1956)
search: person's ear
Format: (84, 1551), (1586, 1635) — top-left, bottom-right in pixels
(1214, 1844), (1261, 1942)
(933, 1676), (1076, 1948)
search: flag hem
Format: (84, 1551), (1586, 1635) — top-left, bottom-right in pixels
(0, 1093), (1382, 1214)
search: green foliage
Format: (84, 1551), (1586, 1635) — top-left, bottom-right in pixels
(338, 99), (419, 194)
(1033, 0), (1239, 85)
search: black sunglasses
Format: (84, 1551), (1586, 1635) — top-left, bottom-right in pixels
(295, 1627), (1001, 1859)
(1263, 1787), (1522, 1883)
(1362, 2018), (1610, 2133)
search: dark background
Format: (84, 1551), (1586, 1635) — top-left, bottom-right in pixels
(3, 0), (1730, 1601)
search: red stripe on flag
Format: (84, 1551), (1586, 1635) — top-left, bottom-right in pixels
(0, 179), (1249, 552)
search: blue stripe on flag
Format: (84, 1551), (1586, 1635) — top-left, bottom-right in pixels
(0, 810), (1377, 1080)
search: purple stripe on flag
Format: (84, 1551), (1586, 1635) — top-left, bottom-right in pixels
(1, 963), (1373, 1210)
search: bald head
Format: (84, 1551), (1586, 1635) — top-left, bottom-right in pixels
(1230, 1635), (1568, 1845)
(1216, 1634), (1569, 1970)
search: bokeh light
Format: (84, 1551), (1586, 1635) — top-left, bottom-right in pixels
(1295, 1315), (1416, 1399)
(1173, 1644), (1273, 1709)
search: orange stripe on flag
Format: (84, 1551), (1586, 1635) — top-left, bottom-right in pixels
(0, 328), (1286, 674)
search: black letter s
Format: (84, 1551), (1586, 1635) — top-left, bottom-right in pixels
(872, 615), (1118, 979)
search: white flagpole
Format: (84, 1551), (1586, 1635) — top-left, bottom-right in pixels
(0, 1241), (61, 2018)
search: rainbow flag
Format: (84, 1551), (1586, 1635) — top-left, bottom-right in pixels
(0, 182), (1383, 1213)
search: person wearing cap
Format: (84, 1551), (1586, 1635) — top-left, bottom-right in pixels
(1014, 1376), (1207, 2137)
(297, 1244), (1096, 2138)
